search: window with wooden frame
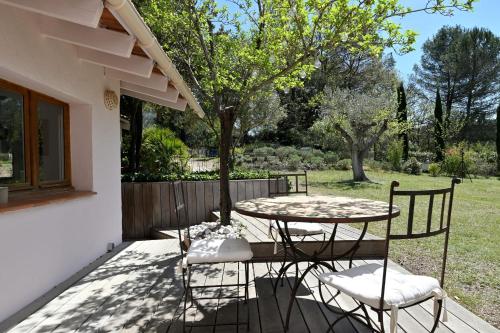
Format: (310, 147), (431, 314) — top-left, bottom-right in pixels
(0, 78), (71, 191)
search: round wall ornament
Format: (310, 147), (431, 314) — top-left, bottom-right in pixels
(104, 89), (119, 110)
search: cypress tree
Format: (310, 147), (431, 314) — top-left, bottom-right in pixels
(434, 88), (445, 162)
(397, 82), (409, 160)
(496, 104), (500, 173)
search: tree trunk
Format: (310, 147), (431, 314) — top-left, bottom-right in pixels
(496, 104), (500, 174)
(219, 109), (235, 225)
(351, 149), (369, 182)
(434, 88), (445, 162)
(397, 82), (409, 161)
(444, 85), (453, 132)
(122, 96), (143, 172)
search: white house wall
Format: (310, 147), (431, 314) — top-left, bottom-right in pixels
(0, 6), (122, 321)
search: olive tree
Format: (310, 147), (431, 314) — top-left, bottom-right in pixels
(318, 87), (397, 181)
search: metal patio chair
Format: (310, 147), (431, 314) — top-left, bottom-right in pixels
(267, 171), (326, 291)
(317, 178), (460, 333)
(172, 181), (253, 332)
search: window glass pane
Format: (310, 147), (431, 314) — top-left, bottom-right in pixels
(0, 88), (25, 184)
(38, 100), (65, 182)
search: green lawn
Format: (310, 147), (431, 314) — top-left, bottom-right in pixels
(307, 169), (500, 328)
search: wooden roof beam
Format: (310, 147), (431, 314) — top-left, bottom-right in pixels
(0, 0), (103, 28)
(121, 81), (179, 103)
(39, 16), (135, 57)
(77, 47), (154, 78)
(121, 89), (187, 111)
(105, 68), (168, 91)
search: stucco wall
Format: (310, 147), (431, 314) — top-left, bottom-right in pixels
(0, 6), (123, 321)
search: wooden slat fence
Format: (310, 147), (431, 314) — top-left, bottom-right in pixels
(121, 179), (277, 239)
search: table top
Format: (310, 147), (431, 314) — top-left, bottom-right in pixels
(234, 195), (400, 223)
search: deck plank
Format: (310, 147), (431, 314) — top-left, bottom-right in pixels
(84, 240), (181, 332)
(3, 239), (496, 333)
(19, 241), (148, 332)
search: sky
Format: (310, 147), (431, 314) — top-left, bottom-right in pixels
(393, 0), (500, 80)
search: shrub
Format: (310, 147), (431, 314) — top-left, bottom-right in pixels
(286, 154), (302, 170)
(141, 126), (189, 174)
(440, 143), (497, 177)
(335, 159), (351, 170)
(410, 151), (434, 163)
(122, 169), (270, 182)
(253, 146), (274, 157)
(441, 145), (473, 177)
(470, 160), (497, 178)
(428, 163), (440, 177)
(323, 152), (339, 165)
(298, 147), (314, 160)
(236, 145), (338, 171)
(275, 146), (296, 159)
(402, 157), (422, 175)
(308, 156), (326, 170)
(366, 159), (391, 171)
(387, 140), (403, 171)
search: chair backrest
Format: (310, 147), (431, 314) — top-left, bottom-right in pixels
(380, 178), (460, 309)
(172, 181), (190, 255)
(268, 171), (308, 197)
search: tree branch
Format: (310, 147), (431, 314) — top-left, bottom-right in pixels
(246, 51), (313, 99)
(385, 3), (472, 19)
(334, 123), (354, 146)
(363, 119), (389, 153)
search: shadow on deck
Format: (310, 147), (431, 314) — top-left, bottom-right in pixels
(2, 239), (497, 333)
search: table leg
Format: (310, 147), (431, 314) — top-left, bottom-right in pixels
(274, 221), (370, 331)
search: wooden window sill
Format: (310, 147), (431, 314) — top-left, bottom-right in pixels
(0, 190), (97, 214)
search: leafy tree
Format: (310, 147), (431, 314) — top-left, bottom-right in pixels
(141, 126), (190, 174)
(135, 0), (474, 223)
(413, 26), (464, 130)
(313, 52), (399, 181)
(266, 64), (328, 146)
(387, 140), (404, 171)
(318, 87), (397, 181)
(121, 96), (143, 172)
(434, 88), (445, 161)
(397, 82), (409, 160)
(233, 88), (286, 153)
(459, 28), (500, 138)
(497, 104), (500, 173)
(413, 25), (500, 140)
(154, 105), (218, 151)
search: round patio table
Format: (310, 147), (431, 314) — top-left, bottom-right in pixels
(234, 195), (400, 331)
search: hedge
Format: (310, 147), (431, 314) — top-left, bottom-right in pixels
(122, 170), (270, 182)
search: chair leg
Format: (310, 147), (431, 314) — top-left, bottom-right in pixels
(245, 261), (250, 331)
(430, 300), (443, 333)
(182, 284), (188, 332)
(245, 261), (250, 303)
(378, 310), (385, 333)
(360, 303), (374, 330)
(186, 266), (193, 307)
(181, 265), (188, 332)
(281, 242), (287, 287)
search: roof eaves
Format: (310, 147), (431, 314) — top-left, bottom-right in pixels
(105, 0), (205, 118)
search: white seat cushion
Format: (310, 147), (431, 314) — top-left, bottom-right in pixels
(318, 263), (442, 309)
(186, 238), (253, 264)
(271, 220), (324, 236)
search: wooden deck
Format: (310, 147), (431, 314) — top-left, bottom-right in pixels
(2, 239), (497, 333)
(154, 211), (385, 261)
